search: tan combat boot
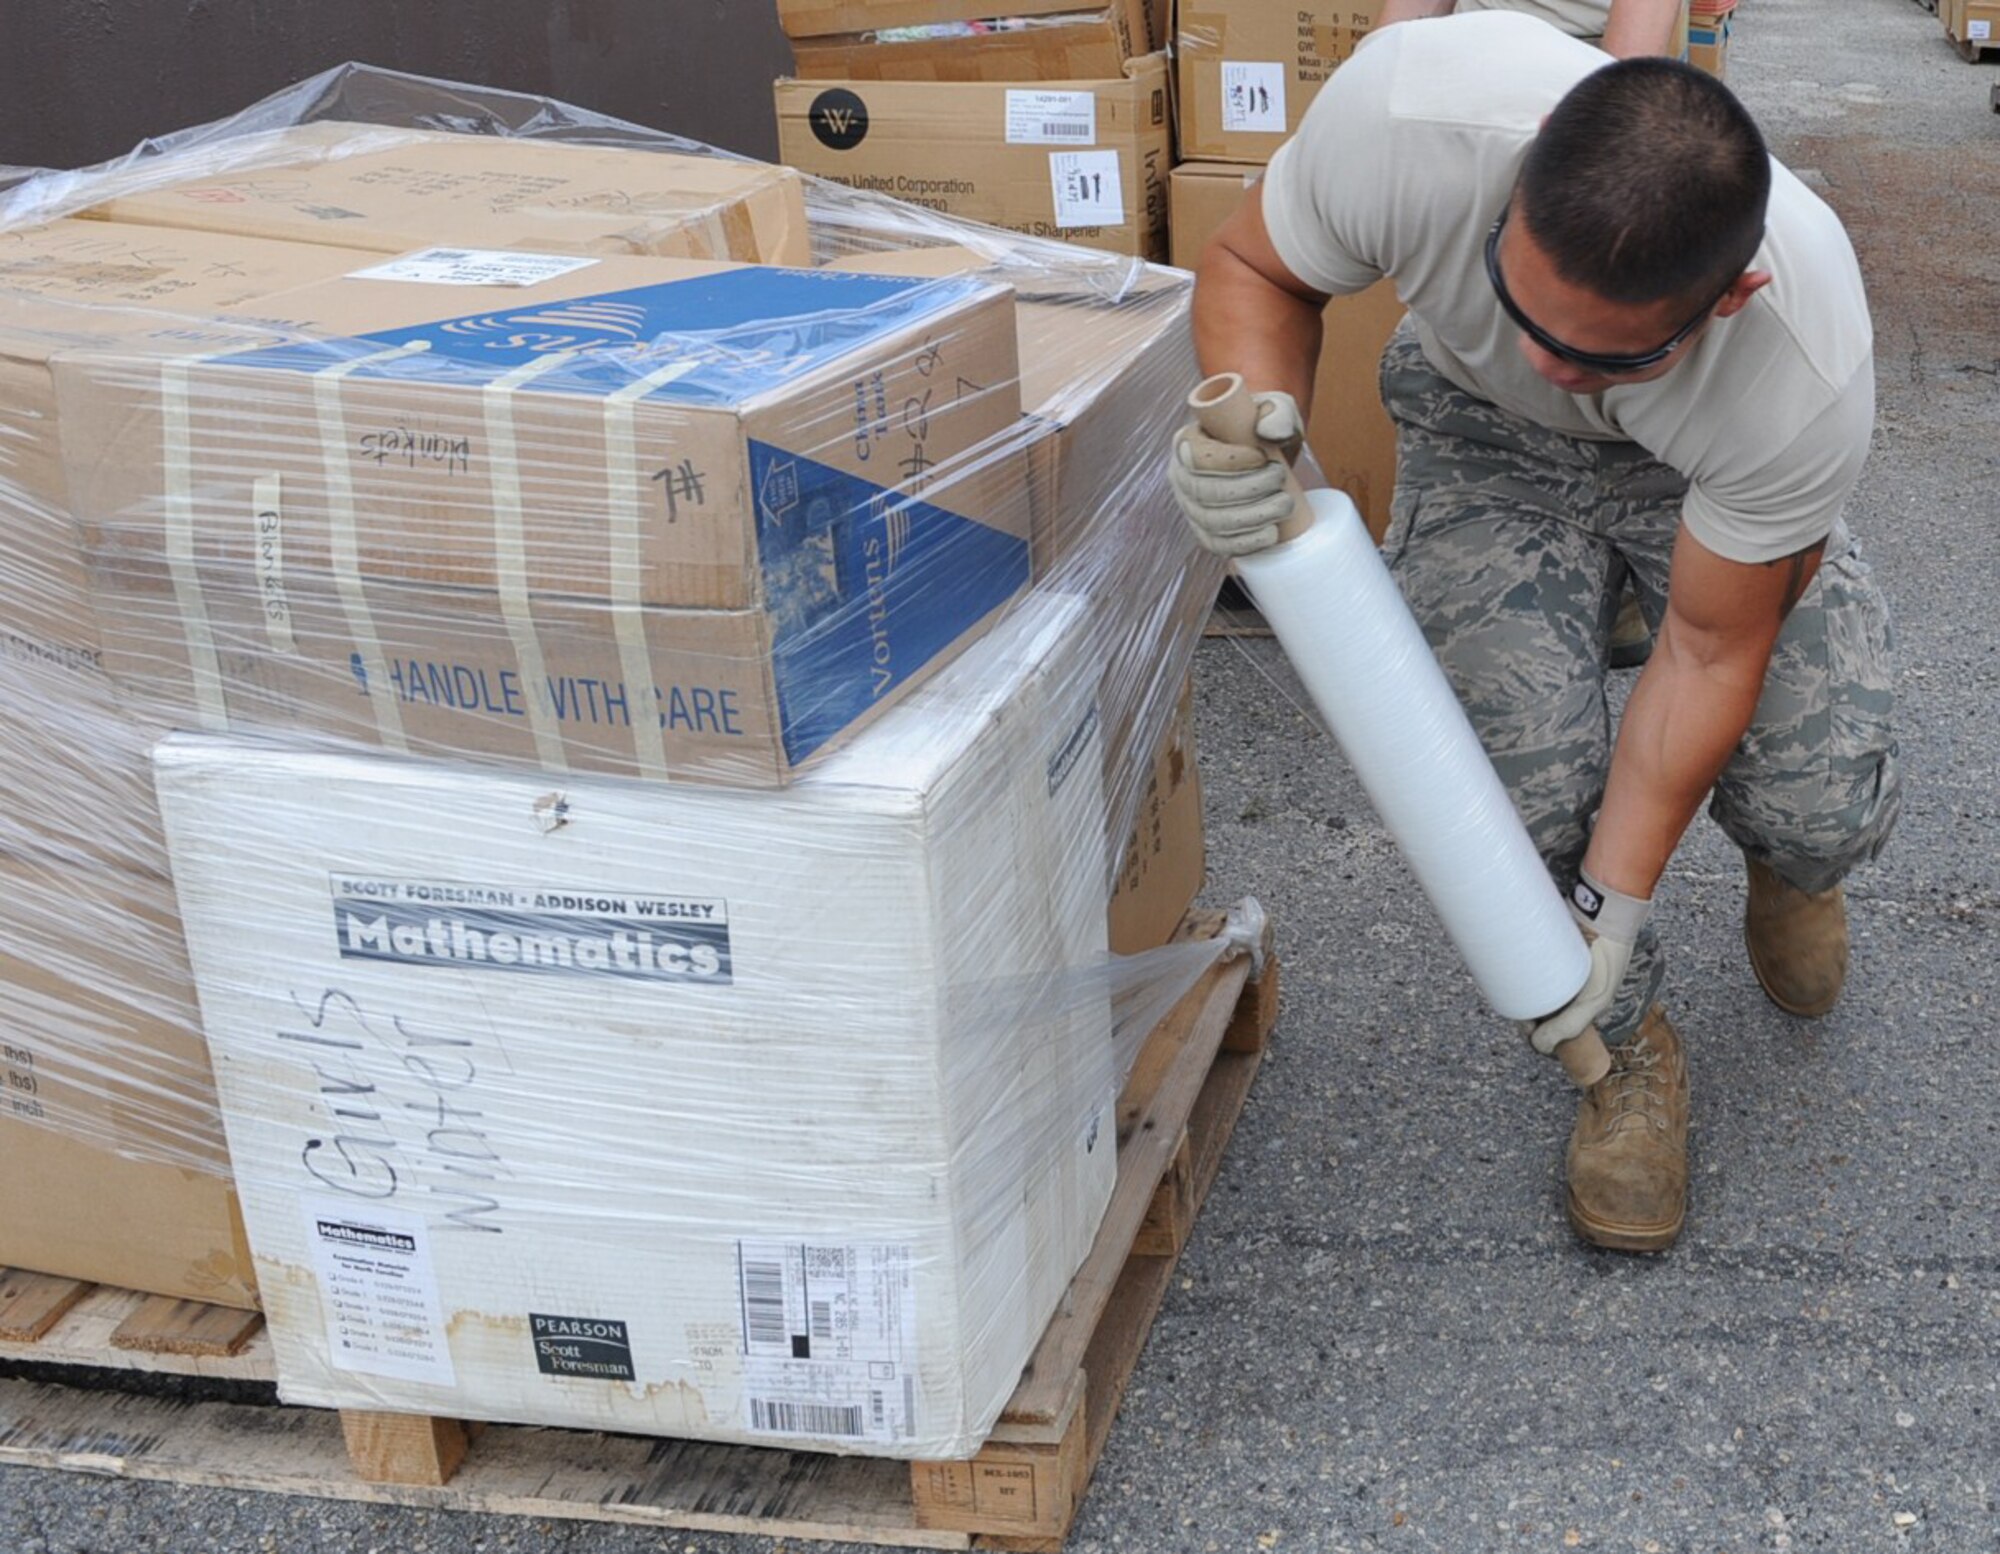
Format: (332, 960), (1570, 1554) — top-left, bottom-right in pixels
(1745, 856), (1848, 1017)
(1608, 589), (1653, 670)
(1566, 1007), (1689, 1253)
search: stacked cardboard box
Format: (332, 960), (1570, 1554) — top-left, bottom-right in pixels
(774, 0), (1172, 260)
(65, 254), (1034, 783)
(1688, 0), (1735, 75)
(780, 0), (1163, 79)
(154, 591), (1119, 1459)
(1943, 0), (2000, 55)
(80, 122), (814, 265)
(1176, 0), (1381, 163)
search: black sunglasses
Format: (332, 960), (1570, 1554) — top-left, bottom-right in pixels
(1483, 208), (1730, 376)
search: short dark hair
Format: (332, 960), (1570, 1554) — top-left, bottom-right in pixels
(1518, 58), (1772, 310)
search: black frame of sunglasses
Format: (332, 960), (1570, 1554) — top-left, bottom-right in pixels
(1483, 208), (1733, 377)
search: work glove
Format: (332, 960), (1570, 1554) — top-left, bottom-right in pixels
(1167, 389), (1305, 558)
(1525, 867), (1652, 1060)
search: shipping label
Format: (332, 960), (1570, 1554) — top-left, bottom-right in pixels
(346, 248), (602, 288)
(1049, 150), (1126, 230)
(736, 1239), (919, 1444)
(1222, 62), (1288, 133)
(1006, 89), (1099, 146)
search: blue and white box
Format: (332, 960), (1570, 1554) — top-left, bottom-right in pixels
(62, 251), (1036, 781)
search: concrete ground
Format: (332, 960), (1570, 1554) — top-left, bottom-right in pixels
(5, 0), (1996, 1549)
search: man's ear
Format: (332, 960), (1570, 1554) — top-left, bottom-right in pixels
(1714, 269), (1774, 319)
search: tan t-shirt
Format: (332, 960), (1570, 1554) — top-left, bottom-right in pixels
(1262, 11), (1875, 563)
(1454, 0), (1609, 40)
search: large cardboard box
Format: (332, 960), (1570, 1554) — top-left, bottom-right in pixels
(1170, 161), (1404, 539)
(777, 0), (1161, 40)
(153, 595), (1115, 1456)
(1177, 1), (1381, 163)
(0, 220), (367, 874)
(84, 123), (811, 268)
(789, 0), (1154, 82)
(0, 856), (256, 1307)
(776, 55), (1172, 261)
(61, 254), (1035, 783)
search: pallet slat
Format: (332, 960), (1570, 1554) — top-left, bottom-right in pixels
(109, 1296), (265, 1358)
(0, 1270), (92, 1344)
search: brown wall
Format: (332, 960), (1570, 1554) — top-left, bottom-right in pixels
(0, 0), (794, 171)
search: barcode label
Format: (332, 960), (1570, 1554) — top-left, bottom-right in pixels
(1006, 89), (1099, 146)
(346, 247), (601, 288)
(750, 1399), (866, 1437)
(734, 1239), (919, 1444)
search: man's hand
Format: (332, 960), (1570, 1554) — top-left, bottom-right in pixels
(1527, 869), (1651, 1057)
(1168, 391), (1305, 558)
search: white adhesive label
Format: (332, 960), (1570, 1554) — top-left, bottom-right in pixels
(347, 248), (601, 287)
(252, 474), (296, 655)
(1049, 150), (1126, 230)
(1222, 62), (1288, 133)
(1971, 18), (1992, 38)
(1006, 88), (1099, 145)
(304, 1198), (457, 1388)
(737, 1240), (919, 1444)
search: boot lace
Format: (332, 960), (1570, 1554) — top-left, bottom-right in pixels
(1599, 1039), (1669, 1135)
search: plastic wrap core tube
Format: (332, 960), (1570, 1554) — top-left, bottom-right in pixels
(1189, 377), (1592, 1026)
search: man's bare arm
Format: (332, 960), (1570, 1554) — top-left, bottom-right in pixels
(1583, 526), (1827, 899)
(1601, 0), (1686, 56)
(1192, 182), (1332, 415)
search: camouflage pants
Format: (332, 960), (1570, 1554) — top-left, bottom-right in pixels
(1379, 324), (1902, 1040)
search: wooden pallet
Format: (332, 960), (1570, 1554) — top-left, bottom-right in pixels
(0, 908), (1277, 1551)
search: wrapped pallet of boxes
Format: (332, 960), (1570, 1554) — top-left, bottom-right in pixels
(78, 121), (812, 267)
(153, 593), (1116, 1457)
(4, 66), (1226, 1467)
(779, 0), (1161, 81)
(1177, 0), (1382, 163)
(60, 254), (1036, 784)
(775, 55), (1173, 260)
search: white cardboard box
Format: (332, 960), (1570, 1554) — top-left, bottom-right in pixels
(153, 597), (1115, 1458)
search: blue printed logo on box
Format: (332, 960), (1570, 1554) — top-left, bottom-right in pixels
(224, 267), (985, 405)
(753, 443), (1028, 765)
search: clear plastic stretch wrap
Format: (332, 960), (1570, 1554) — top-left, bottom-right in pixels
(0, 66), (1230, 1456)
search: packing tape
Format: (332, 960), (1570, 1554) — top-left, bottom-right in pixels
(315, 343), (428, 754)
(604, 359), (703, 783)
(483, 352), (576, 774)
(160, 356), (229, 731)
